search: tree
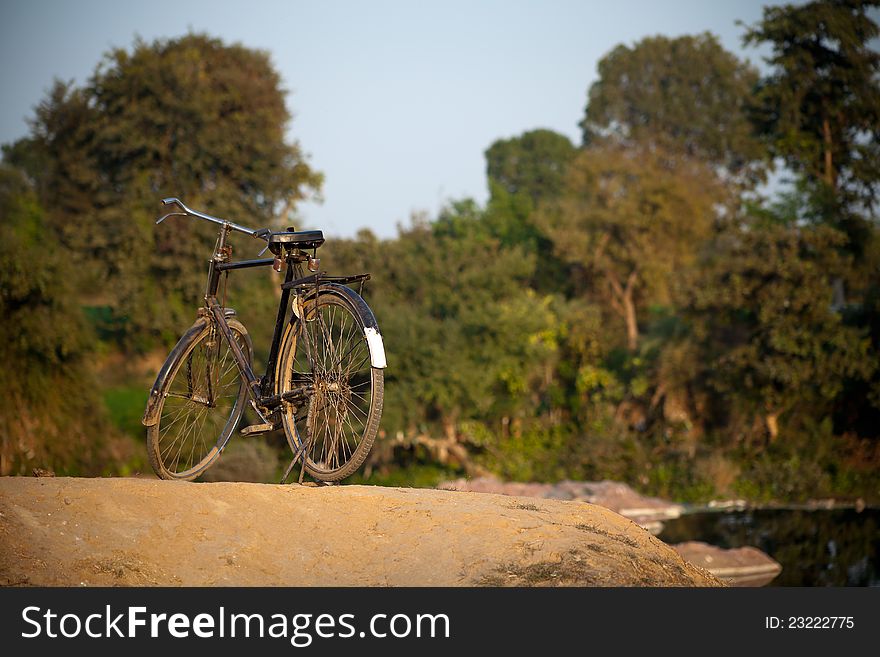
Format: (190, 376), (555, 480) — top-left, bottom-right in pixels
(483, 129), (576, 256)
(679, 218), (874, 442)
(582, 33), (766, 185)
(394, 203), (555, 435)
(742, 2), (880, 443)
(536, 145), (720, 351)
(482, 129), (576, 293)
(6, 34), (322, 347)
(743, 0), (880, 212)
(323, 200), (560, 446)
(485, 129), (577, 206)
(0, 165), (124, 474)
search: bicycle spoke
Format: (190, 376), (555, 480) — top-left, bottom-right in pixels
(164, 405), (198, 460)
(278, 293), (381, 481)
(329, 339), (362, 374)
(343, 353), (371, 380)
(340, 408), (361, 456)
(152, 322), (248, 479)
(344, 397), (369, 423)
(170, 407), (201, 472)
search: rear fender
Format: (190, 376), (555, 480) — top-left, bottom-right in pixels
(296, 283), (386, 369)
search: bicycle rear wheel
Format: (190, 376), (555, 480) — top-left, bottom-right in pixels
(277, 287), (383, 482)
(146, 318), (252, 480)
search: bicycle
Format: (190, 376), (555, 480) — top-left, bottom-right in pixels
(141, 198), (386, 483)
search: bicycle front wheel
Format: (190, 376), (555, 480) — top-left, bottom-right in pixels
(277, 287), (384, 482)
(146, 317), (252, 480)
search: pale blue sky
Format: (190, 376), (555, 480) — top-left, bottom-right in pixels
(1, 0), (778, 237)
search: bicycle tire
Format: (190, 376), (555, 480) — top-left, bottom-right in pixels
(276, 286), (384, 481)
(146, 317), (252, 480)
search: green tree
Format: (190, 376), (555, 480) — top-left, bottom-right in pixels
(485, 129), (577, 206)
(0, 165), (124, 475)
(325, 201), (559, 442)
(582, 33), (765, 184)
(537, 145), (720, 351)
(396, 204), (555, 436)
(481, 129), (577, 257)
(833, 220), (880, 435)
(743, 0), (880, 211)
(6, 33), (322, 348)
(679, 219), (874, 442)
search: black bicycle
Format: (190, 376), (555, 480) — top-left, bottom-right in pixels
(141, 198), (385, 483)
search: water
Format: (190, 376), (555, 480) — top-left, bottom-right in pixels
(658, 508), (880, 586)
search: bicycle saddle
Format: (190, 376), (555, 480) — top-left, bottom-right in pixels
(268, 229), (325, 254)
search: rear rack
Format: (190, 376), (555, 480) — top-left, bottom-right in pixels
(281, 272), (371, 291)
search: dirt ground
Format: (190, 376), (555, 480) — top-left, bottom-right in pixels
(0, 477), (721, 586)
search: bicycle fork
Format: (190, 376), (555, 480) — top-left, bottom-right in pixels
(205, 299), (269, 425)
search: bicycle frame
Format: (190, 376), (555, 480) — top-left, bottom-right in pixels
(143, 198), (378, 429)
(203, 222), (314, 423)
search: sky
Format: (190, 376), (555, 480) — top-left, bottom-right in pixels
(1, 0), (779, 238)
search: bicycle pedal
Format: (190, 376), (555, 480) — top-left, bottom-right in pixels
(240, 423), (275, 436)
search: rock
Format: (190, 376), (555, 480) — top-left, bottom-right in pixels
(706, 499), (749, 510)
(672, 541), (782, 587)
(0, 477), (722, 587)
(437, 477), (555, 498)
(439, 476), (684, 534)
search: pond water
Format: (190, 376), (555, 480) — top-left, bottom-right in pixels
(658, 508), (880, 586)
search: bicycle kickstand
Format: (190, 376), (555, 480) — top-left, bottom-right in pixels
(279, 424), (310, 485)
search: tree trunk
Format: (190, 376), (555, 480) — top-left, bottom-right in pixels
(623, 282), (638, 352)
(601, 261), (639, 352)
(765, 412), (779, 442)
(822, 116), (835, 189)
(616, 270), (639, 352)
(442, 417), (457, 443)
(511, 417), (522, 439)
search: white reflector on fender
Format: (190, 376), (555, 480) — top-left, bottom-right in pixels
(364, 327), (387, 368)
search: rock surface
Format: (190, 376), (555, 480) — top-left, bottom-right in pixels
(671, 541), (782, 587)
(0, 477), (721, 587)
(439, 476), (684, 534)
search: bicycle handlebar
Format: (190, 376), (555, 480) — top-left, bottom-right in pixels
(157, 197), (268, 240)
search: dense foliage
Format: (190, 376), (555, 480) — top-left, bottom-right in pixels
(581, 33), (767, 189)
(0, 166), (130, 475)
(2, 4), (879, 500)
(4, 34), (321, 349)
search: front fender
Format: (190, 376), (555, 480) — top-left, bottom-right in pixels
(141, 317), (210, 426)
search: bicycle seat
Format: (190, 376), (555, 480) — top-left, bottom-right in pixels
(268, 230), (325, 254)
